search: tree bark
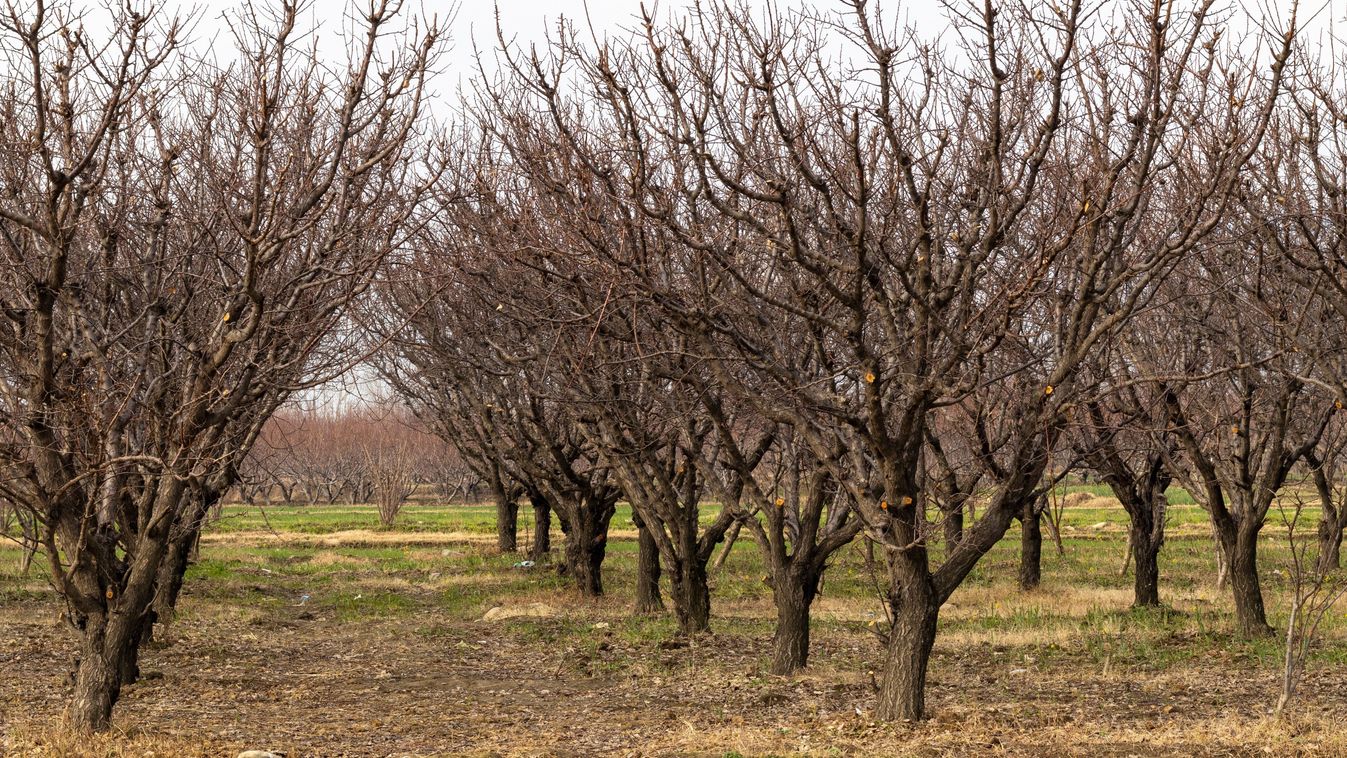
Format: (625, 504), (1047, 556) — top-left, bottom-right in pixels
(488, 464), (518, 553)
(669, 558), (711, 634)
(1222, 521), (1273, 637)
(634, 513), (664, 613)
(1018, 500), (1043, 591)
(567, 532), (607, 596)
(496, 498), (519, 554)
(70, 614), (124, 732)
(942, 501), (964, 548)
(1130, 522), (1162, 608)
(770, 565), (820, 674)
(1318, 518), (1342, 573)
(153, 528), (197, 624)
(530, 495), (551, 562)
(560, 498), (614, 596)
(876, 570), (939, 721)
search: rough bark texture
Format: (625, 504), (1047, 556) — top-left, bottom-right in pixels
(1018, 500), (1043, 591)
(1222, 521), (1274, 637)
(496, 498), (519, 554)
(770, 566), (820, 674)
(1130, 521), (1162, 608)
(876, 571), (939, 721)
(634, 513), (664, 613)
(559, 498), (615, 596)
(71, 615), (124, 732)
(153, 529), (197, 623)
(669, 558), (711, 634)
(530, 495), (551, 562)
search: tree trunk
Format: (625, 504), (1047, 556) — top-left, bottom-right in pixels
(149, 491), (218, 634)
(530, 496), (551, 562)
(1224, 521), (1273, 637)
(496, 498), (519, 554)
(153, 530), (196, 624)
(1213, 529), (1230, 589)
(568, 534), (606, 596)
(69, 610), (142, 732)
(562, 501), (613, 597)
(1018, 501), (1043, 591)
(770, 565), (820, 674)
(117, 614), (150, 686)
(1318, 515), (1343, 573)
(1131, 524), (1162, 608)
(670, 558), (711, 635)
(942, 501), (964, 548)
(876, 571), (939, 721)
(634, 514), (664, 613)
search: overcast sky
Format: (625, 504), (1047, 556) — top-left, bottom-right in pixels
(170, 0), (1339, 91)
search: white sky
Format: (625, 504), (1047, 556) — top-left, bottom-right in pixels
(169, 1), (1340, 93)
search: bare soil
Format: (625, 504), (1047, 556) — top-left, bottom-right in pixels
(4, 593), (1346, 757)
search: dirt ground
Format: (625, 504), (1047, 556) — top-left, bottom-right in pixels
(4, 502), (1347, 757)
(4, 594), (1347, 757)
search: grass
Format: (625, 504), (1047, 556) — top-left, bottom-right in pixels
(2, 491), (1345, 756)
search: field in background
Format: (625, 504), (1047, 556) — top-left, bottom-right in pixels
(2, 490), (1346, 756)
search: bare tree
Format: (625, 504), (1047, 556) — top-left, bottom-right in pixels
(369, 240), (620, 593)
(1273, 495), (1347, 715)
(453, 0), (1295, 721)
(1158, 245), (1331, 636)
(1074, 360), (1178, 608)
(0, 0), (441, 730)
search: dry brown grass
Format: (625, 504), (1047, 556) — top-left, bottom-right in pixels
(6, 502), (1347, 757)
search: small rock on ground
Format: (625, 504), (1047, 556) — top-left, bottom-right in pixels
(480, 603), (559, 622)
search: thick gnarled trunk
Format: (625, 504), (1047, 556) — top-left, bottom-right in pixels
(770, 565), (820, 674)
(558, 496), (615, 596)
(876, 568), (939, 721)
(1219, 520), (1273, 637)
(70, 614), (128, 732)
(668, 557), (711, 634)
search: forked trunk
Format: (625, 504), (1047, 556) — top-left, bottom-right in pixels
(770, 565), (820, 674)
(634, 514), (664, 613)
